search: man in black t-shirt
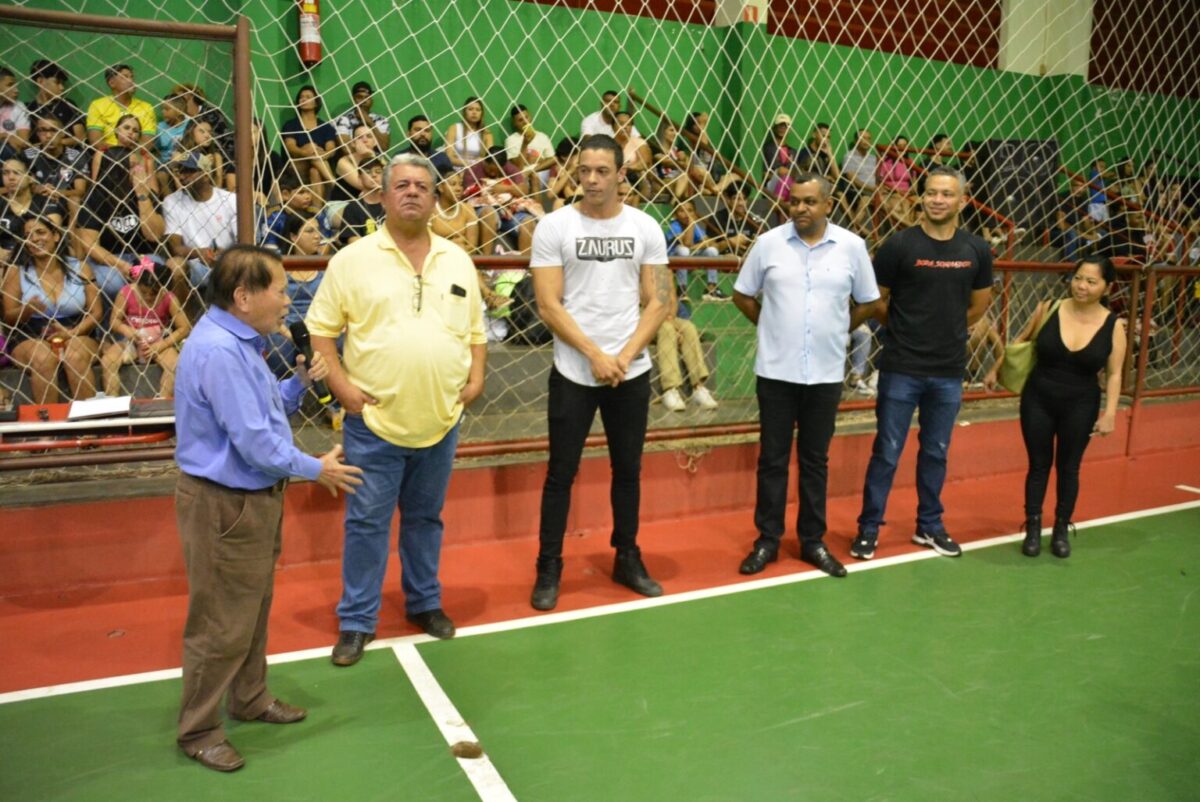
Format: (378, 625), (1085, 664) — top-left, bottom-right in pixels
(338, 157), (385, 245)
(853, 166), (993, 561)
(28, 60), (85, 145)
(398, 115), (452, 177)
(713, 183), (765, 256)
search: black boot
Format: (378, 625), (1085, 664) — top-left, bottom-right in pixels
(612, 548), (663, 597)
(530, 557), (563, 611)
(1051, 519), (1072, 559)
(1022, 515), (1042, 557)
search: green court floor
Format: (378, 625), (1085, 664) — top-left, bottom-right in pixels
(3, 508), (1198, 801)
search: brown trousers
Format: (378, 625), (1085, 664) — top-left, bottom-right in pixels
(175, 472), (285, 751)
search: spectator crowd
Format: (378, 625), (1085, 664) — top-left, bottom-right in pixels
(0, 62), (1195, 409)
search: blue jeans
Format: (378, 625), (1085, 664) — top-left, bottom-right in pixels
(673, 266), (720, 292)
(336, 414), (460, 632)
(858, 371), (963, 535)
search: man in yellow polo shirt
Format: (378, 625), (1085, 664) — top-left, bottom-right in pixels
(307, 153), (486, 666)
(86, 64), (156, 147)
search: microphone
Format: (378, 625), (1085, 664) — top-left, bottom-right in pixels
(288, 320), (332, 404)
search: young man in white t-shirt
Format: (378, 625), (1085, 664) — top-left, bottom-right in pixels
(528, 133), (671, 611)
(163, 155), (238, 289)
(504, 104), (555, 194)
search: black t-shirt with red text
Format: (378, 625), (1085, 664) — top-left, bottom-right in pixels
(874, 225), (993, 377)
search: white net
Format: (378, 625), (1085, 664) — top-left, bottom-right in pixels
(0, 0), (1197, 462)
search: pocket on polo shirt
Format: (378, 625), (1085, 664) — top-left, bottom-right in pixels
(433, 291), (471, 336)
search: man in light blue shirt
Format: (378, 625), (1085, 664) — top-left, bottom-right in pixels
(174, 245), (361, 772)
(733, 173), (882, 578)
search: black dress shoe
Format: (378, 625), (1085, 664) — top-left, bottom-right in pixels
(408, 608), (456, 639)
(184, 740), (244, 772)
(739, 545), (778, 575)
(612, 549), (663, 597)
(234, 699), (307, 724)
(531, 557), (563, 611)
(800, 543), (848, 577)
(331, 630), (375, 667)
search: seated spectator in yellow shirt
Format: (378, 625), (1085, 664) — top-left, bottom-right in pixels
(86, 64), (157, 148)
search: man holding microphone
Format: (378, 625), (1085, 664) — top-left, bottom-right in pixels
(173, 245), (362, 772)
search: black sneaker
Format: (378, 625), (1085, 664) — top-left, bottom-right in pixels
(331, 630), (375, 667)
(702, 285), (731, 302)
(849, 532), (878, 560)
(612, 549), (663, 597)
(912, 529), (962, 557)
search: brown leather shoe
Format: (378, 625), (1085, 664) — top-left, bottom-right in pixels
(185, 740), (245, 772)
(235, 698), (307, 724)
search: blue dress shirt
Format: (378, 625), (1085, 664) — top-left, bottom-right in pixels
(175, 306), (322, 490)
(734, 220), (880, 385)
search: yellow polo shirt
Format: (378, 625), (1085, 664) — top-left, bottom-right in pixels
(306, 227), (486, 448)
(86, 95), (157, 146)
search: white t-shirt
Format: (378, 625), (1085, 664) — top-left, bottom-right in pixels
(163, 187), (238, 249)
(530, 204), (667, 387)
(504, 129), (554, 186)
(0, 100), (30, 141)
(580, 111), (640, 140)
(333, 109), (390, 139)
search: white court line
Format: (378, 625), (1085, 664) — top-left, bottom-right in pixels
(392, 643), (517, 802)
(3, 497), (1199, 707)
(1176, 485), (1200, 495)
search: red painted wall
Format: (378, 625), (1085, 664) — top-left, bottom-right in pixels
(516, 0), (1001, 68)
(4, 400), (1196, 598)
(1089, 0), (1199, 100)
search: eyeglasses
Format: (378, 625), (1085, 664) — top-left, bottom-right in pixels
(412, 275), (423, 314)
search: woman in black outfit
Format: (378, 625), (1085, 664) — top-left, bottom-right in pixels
(987, 256), (1127, 558)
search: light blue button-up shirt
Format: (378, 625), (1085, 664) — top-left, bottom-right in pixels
(734, 220), (880, 385)
(175, 306), (322, 490)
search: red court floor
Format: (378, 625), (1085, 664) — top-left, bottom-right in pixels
(2, 443), (1198, 694)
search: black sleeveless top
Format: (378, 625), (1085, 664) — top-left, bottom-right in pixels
(1032, 305), (1117, 390)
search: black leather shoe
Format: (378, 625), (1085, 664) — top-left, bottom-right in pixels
(1022, 515), (1042, 557)
(184, 740), (244, 772)
(612, 549), (663, 597)
(233, 699), (307, 724)
(408, 608), (456, 639)
(1051, 519), (1072, 559)
(739, 545), (778, 575)
(800, 543), (848, 577)
(531, 557), (563, 611)
(331, 630), (374, 667)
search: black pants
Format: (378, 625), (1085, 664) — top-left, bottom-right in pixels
(1020, 374), (1100, 521)
(538, 367), (651, 560)
(754, 377), (843, 548)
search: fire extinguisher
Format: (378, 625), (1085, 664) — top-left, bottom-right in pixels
(298, 0), (322, 68)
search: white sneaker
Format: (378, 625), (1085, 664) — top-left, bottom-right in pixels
(866, 371), (879, 391)
(853, 379), (875, 398)
(661, 388), (686, 411)
(692, 385), (718, 409)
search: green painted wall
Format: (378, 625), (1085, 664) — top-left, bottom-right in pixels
(0, 0), (231, 118)
(1, 0), (1195, 178)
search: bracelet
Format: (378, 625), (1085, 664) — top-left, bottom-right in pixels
(136, 194), (150, 201)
